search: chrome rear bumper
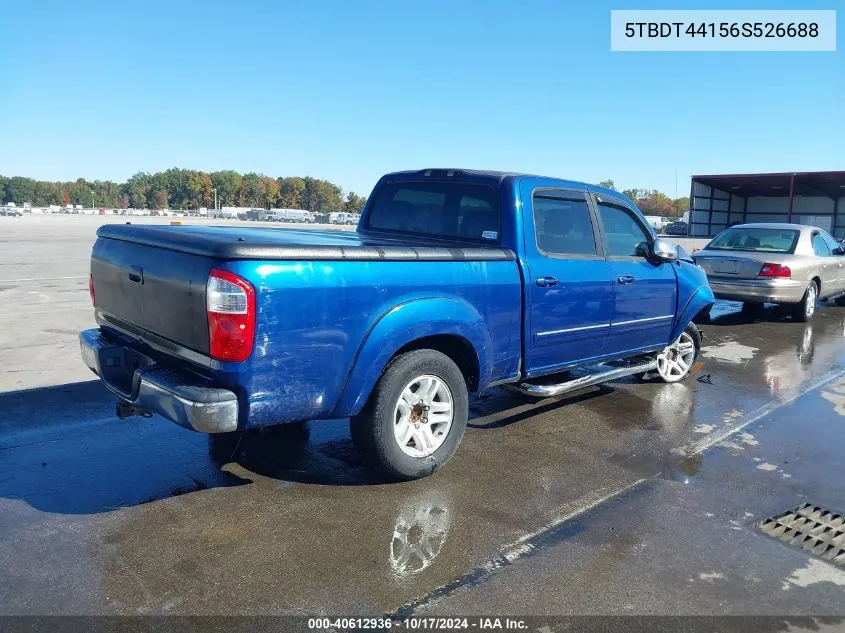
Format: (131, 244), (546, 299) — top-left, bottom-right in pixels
(79, 328), (239, 433)
(708, 277), (806, 304)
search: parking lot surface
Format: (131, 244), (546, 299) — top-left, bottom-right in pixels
(1, 215), (845, 618)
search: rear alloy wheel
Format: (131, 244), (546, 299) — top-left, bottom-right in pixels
(792, 281), (818, 323)
(350, 349), (468, 480)
(656, 323), (701, 383)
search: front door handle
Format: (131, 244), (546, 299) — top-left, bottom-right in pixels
(536, 276), (559, 287)
(617, 275), (635, 285)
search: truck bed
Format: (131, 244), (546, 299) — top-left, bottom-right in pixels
(97, 225), (515, 261)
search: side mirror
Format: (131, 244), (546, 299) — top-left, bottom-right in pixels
(651, 238), (679, 262)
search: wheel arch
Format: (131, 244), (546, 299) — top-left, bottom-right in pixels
(333, 298), (492, 418)
(671, 284), (716, 342)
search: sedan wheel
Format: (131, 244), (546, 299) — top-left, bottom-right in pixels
(792, 281), (818, 323)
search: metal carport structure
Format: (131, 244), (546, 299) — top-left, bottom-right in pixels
(689, 171), (845, 239)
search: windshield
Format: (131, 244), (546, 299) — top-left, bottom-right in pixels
(367, 180), (501, 242)
(707, 227), (800, 253)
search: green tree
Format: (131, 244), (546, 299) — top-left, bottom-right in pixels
(598, 179), (617, 191)
(238, 172), (262, 207)
(7, 177), (36, 204)
(343, 191), (366, 214)
(622, 188), (645, 203)
(210, 170), (242, 207)
(279, 177), (305, 209)
(151, 189), (169, 209)
(33, 181), (62, 205)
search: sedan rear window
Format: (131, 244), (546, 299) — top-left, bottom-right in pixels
(707, 228), (800, 253)
(367, 181), (500, 242)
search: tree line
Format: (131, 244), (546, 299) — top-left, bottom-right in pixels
(0, 169), (367, 214)
(598, 180), (689, 218)
(0, 170), (684, 218)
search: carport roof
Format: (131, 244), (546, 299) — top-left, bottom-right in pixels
(692, 171), (845, 199)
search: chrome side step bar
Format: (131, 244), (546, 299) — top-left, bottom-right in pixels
(504, 360), (658, 398)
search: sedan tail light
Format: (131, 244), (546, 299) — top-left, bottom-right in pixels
(89, 273), (95, 305)
(759, 263), (791, 278)
(207, 269), (255, 362)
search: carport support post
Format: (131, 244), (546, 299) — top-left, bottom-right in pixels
(834, 197), (840, 238)
(707, 187), (715, 236)
(787, 173), (796, 223)
(742, 196), (748, 224)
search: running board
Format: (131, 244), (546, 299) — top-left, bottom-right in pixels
(504, 359), (658, 398)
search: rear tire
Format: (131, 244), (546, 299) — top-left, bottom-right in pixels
(791, 281), (818, 323)
(350, 349), (468, 481)
(835, 295), (845, 307)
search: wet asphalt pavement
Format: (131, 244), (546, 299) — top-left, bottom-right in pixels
(2, 216), (845, 618)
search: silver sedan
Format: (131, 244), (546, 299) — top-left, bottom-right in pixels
(691, 223), (845, 322)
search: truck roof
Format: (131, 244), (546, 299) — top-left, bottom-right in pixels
(382, 168), (628, 202)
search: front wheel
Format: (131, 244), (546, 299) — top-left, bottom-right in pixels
(791, 281), (818, 323)
(350, 349), (468, 481)
(655, 323), (701, 383)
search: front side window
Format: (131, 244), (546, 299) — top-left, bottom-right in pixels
(533, 193), (597, 256)
(367, 181), (500, 241)
(596, 203), (651, 258)
(812, 232), (831, 256)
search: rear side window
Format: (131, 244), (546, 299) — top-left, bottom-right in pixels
(367, 181), (500, 241)
(812, 233), (831, 256)
(821, 231), (841, 253)
(596, 203), (651, 258)
(533, 193), (597, 256)
(708, 228), (799, 253)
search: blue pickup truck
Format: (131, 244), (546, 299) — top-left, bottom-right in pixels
(80, 169), (714, 480)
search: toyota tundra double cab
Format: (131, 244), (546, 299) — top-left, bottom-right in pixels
(80, 169), (714, 480)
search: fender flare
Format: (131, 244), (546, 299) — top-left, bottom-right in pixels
(332, 297), (493, 417)
(671, 284), (715, 341)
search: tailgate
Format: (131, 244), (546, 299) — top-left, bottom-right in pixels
(91, 236), (214, 355)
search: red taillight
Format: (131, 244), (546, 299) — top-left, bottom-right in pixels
(759, 263), (791, 278)
(89, 273), (95, 305)
(207, 269), (255, 362)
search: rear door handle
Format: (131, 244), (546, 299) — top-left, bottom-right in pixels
(617, 275), (635, 285)
(536, 276), (559, 287)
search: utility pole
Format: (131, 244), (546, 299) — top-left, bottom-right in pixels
(214, 188), (218, 211)
(91, 190), (95, 210)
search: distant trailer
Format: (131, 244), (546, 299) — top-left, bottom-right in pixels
(270, 209), (315, 223)
(690, 171), (845, 239)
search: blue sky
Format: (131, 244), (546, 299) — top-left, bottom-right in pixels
(1, 0), (842, 198)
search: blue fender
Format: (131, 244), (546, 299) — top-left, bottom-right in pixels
(671, 284), (715, 341)
(332, 297), (493, 417)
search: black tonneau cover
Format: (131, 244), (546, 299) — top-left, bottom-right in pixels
(97, 225), (515, 261)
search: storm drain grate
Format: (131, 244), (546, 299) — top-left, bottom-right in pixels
(758, 503), (845, 566)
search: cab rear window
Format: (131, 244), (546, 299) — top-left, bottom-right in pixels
(708, 228), (799, 253)
(367, 181), (501, 242)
